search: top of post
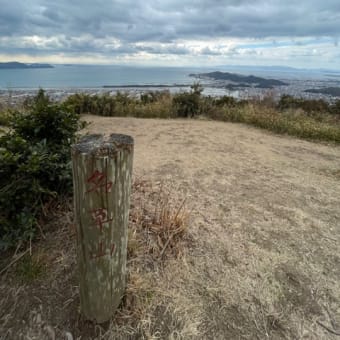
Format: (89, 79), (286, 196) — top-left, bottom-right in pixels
(72, 133), (134, 156)
(109, 133), (134, 146)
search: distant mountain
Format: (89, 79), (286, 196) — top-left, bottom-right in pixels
(190, 71), (288, 88)
(0, 62), (54, 69)
(217, 65), (299, 72)
(305, 87), (340, 97)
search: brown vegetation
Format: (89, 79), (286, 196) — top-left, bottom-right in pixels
(1, 99), (340, 338)
(60, 90), (340, 143)
(0, 179), (190, 339)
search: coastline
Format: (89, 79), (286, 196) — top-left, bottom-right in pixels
(1, 75), (340, 105)
(1, 64), (340, 105)
(0, 85), (235, 106)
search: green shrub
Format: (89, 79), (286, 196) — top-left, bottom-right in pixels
(0, 99), (13, 126)
(64, 90), (176, 118)
(0, 89), (83, 250)
(141, 92), (163, 104)
(172, 83), (203, 118)
(62, 92), (95, 115)
(134, 93), (174, 119)
(331, 100), (340, 115)
(242, 104), (340, 143)
(278, 95), (330, 114)
(38, 88), (340, 144)
(63, 91), (138, 116)
(0, 110), (12, 126)
(213, 95), (237, 107)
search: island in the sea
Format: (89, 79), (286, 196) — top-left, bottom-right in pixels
(189, 71), (288, 88)
(0, 62), (54, 69)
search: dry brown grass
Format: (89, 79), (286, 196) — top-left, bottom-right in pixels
(129, 179), (189, 262)
(0, 179), (190, 339)
(2, 115), (340, 339)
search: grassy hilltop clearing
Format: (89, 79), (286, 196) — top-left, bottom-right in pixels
(56, 84), (340, 143)
(0, 89), (340, 339)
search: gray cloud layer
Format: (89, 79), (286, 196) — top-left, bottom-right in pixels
(0, 0), (339, 58)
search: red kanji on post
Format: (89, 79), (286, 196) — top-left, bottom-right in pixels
(110, 243), (115, 256)
(91, 208), (113, 232)
(86, 169), (113, 194)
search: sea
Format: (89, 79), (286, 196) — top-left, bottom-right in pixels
(1, 64), (339, 98)
(0, 65), (198, 89)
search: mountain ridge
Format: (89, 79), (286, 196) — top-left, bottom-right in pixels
(189, 71), (288, 88)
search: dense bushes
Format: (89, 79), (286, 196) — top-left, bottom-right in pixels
(61, 88), (340, 143)
(278, 94), (340, 115)
(0, 90), (83, 250)
(226, 103), (340, 142)
(172, 83), (203, 117)
(63, 84), (239, 119)
(64, 84), (206, 118)
(63, 91), (174, 118)
(0, 110), (11, 126)
(64, 88), (340, 121)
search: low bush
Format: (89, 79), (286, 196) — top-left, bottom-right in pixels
(0, 89), (83, 250)
(331, 100), (340, 115)
(0, 99), (13, 126)
(0, 110), (12, 126)
(213, 95), (238, 107)
(172, 83), (203, 118)
(277, 95), (330, 114)
(61, 87), (340, 144)
(211, 103), (340, 143)
(63, 90), (174, 118)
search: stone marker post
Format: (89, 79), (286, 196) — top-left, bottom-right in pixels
(71, 133), (134, 323)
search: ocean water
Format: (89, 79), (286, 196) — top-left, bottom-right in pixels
(0, 65), (201, 89)
(1, 64), (339, 102)
(1, 64), (339, 90)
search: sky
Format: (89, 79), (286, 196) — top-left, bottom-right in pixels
(0, 0), (339, 69)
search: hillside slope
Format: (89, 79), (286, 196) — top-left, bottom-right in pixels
(84, 116), (340, 339)
(1, 116), (339, 339)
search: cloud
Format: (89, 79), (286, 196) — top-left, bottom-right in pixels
(199, 47), (222, 56)
(0, 0), (339, 66)
(2, 0), (340, 40)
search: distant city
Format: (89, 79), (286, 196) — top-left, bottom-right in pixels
(190, 71), (340, 103)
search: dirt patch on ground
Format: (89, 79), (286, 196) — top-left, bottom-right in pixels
(1, 116), (340, 339)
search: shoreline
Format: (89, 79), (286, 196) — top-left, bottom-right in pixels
(1, 79), (339, 105)
(0, 85), (234, 106)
